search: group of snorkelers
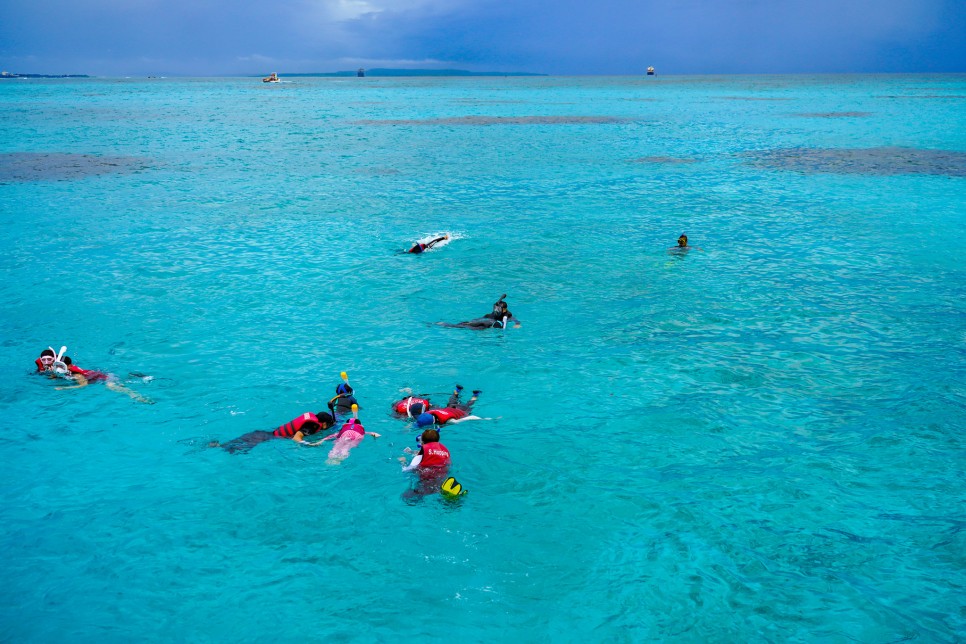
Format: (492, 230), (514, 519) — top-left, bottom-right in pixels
(34, 233), (695, 497)
(209, 372), (479, 497)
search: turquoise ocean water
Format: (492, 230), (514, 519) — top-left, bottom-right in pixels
(1, 75), (964, 641)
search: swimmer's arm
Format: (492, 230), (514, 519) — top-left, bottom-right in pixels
(366, 432), (381, 439)
(300, 433), (338, 447)
(399, 453), (423, 471)
(55, 375), (89, 390)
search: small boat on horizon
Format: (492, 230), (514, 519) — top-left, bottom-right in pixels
(262, 72), (279, 83)
(357, 68), (365, 77)
(647, 66), (655, 76)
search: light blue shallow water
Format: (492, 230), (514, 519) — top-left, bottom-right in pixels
(1, 75), (964, 641)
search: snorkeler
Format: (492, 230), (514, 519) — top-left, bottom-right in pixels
(407, 235), (449, 254)
(391, 394), (432, 419)
(35, 348), (56, 373)
(398, 428), (462, 499)
(669, 234), (702, 252)
(302, 404), (381, 464)
(55, 355), (153, 403)
(438, 294), (522, 330)
(210, 411), (336, 454)
(327, 372), (358, 417)
(414, 385), (483, 428)
(483, 294), (519, 325)
(400, 428), (450, 472)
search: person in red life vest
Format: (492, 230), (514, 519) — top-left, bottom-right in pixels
(55, 356), (153, 403)
(407, 234), (448, 254)
(35, 348), (56, 373)
(399, 428), (454, 498)
(303, 404), (381, 464)
(210, 411), (336, 454)
(35, 346), (70, 376)
(399, 428), (451, 472)
(414, 385), (482, 429)
(390, 394), (432, 419)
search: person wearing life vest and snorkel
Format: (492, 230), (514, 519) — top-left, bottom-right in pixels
(35, 348), (57, 373)
(413, 385), (482, 430)
(400, 428), (450, 473)
(35, 346), (70, 376)
(391, 394), (432, 419)
(399, 428), (466, 498)
(210, 410), (337, 454)
(407, 235), (448, 254)
(302, 404), (381, 464)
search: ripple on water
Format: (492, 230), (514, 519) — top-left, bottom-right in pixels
(352, 115), (630, 126)
(630, 156), (699, 164)
(792, 112), (873, 118)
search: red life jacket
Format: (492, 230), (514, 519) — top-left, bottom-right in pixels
(337, 418), (366, 438)
(273, 412), (319, 438)
(68, 364), (108, 382)
(419, 442), (451, 468)
(392, 397), (430, 416)
(429, 407), (467, 425)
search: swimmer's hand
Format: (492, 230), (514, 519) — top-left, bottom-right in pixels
(398, 456), (408, 463)
(403, 447), (414, 454)
(299, 439), (325, 447)
(368, 432), (381, 439)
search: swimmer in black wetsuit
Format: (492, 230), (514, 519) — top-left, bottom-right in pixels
(439, 294), (521, 329)
(407, 235), (448, 254)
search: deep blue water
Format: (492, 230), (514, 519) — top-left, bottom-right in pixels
(1, 74), (964, 641)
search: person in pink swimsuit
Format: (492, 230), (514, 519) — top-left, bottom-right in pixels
(307, 404), (381, 464)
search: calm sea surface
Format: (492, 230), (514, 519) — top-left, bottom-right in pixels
(1, 75), (964, 641)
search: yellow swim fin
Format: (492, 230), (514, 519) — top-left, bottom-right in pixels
(440, 477), (466, 497)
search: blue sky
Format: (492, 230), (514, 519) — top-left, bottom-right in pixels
(1, 0), (964, 76)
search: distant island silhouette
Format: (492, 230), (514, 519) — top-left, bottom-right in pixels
(1, 71), (89, 79)
(281, 69), (545, 77)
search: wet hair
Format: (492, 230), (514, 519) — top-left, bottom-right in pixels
(420, 429), (440, 444)
(63, 356), (73, 365)
(336, 383), (353, 395)
(40, 348), (55, 358)
(678, 234), (688, 246)
(301, 421), (323, 435)
(409, 401), (426, 416)
(315, 412), (335, 429)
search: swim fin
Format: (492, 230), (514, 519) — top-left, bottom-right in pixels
(441, 477), (467, 497)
